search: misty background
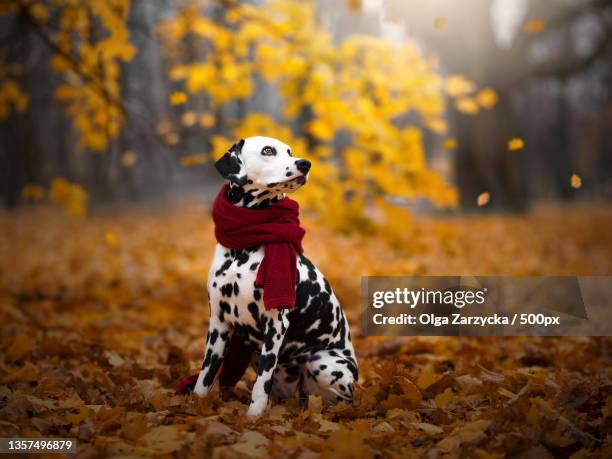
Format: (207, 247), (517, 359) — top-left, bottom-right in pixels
(0, 0), (610, 212)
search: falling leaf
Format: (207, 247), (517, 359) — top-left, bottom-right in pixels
(169, 91), (187, 105)
(524, 20), (545, 32)
(433, 16), (446, 30)
(571, 174), (582, 189)
(476, 88), (498, 109)
(477, 192), (490, 207)
(508, 138), (524, 151)
(121, 150), (137, 168)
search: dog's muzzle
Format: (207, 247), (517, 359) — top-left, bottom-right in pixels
(295, 159), (311, 175)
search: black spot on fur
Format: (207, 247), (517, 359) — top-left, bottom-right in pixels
(215, 259), (232, 277)
(258, 353), (277, 375)
(219, 301), (231, 322)
(264, 378), (273, 394)
(221, 283), (233, 297)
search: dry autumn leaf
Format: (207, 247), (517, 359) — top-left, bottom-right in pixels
(477, 192), (490, 207)
(508, 137), (524, 151)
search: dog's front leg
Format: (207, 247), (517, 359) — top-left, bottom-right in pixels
(194, 315), (230, 397)
(247, 309), (290, 417)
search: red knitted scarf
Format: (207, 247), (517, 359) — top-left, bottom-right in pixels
(212, 183), (305, 310)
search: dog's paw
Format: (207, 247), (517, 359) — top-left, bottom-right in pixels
(246, 401), (266, 417)
(193, 384), (209, 398)
(193, 372), (210, 397)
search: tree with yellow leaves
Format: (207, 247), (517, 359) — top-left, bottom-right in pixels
(158, 0), (498, 240)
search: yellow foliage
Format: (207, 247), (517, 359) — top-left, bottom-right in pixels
(0, 78), (29, 120)
(154, 0), (467, 235)
(445, 75), (476, 97)
(455, 97), (480, 115)
(426, 118), (448, 135)
(158, 5), (254, 106)
(1, 0), (500, 242)
(46, 0), (135, 151)
(308, 118), (335, 141)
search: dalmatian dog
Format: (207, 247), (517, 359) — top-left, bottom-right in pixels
(193, 136), (358, 417)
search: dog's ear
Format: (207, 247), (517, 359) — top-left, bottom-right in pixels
(215, 139), (247, 186)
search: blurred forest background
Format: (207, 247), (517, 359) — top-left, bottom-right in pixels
(2, 1), (612, 456)
(0, 0), (611, 231)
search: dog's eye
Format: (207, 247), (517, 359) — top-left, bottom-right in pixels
(287, 149), (292, 157)
(261, 146), (276, 156)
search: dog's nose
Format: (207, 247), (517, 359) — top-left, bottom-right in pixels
(295, 159), (311, 174)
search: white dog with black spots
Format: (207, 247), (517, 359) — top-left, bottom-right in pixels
(194, 136), (358, 417)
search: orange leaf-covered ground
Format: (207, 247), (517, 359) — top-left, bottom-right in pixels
(1, 203), (611, 458)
